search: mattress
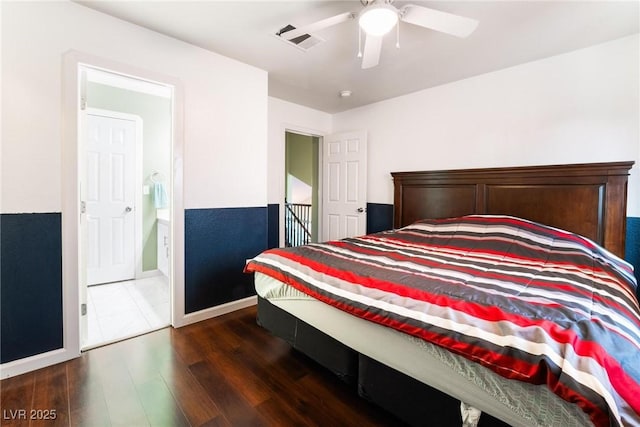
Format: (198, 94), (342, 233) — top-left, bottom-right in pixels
(255, 271), (592, 427)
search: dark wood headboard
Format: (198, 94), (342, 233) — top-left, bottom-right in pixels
(392, 161), (634, 258)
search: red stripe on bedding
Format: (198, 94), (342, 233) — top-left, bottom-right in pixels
(332, 239), (640, 329)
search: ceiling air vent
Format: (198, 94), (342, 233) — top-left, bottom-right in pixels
(275, 24), (324, 51)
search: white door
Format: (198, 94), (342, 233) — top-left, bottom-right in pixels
(322, 130), (367, 241)
(85, 112), (136, 285)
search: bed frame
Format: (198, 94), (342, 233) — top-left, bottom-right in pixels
(257, 161), (634, 427)
(393, 161), (633, 258)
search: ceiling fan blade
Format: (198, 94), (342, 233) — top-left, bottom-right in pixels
(361, 34), (383, 69)
(400, 4), (478, 38)
(282, 11), (354, 40)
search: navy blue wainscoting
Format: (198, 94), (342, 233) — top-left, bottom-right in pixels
(367, 203), (394, 234)
(1, 213), (63, 364)
(267, 204), (279, 249)
(626, 217), (640, 299)
(185, 207), (268, 314)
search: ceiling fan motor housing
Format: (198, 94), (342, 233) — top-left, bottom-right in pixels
(358, 3), (399, 36)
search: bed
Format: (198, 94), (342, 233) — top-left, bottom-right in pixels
(245, 161), (638, 427)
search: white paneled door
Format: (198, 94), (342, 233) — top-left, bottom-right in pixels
(322, 130), (367, 242)
(86, 113), (136, 285)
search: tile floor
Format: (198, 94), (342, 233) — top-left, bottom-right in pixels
(85, 275), (170, 349)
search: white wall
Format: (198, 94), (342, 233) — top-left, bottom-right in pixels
(4, 1), (635, 215)
(333, 35), (640, 216)
(1, 1), (268, 213)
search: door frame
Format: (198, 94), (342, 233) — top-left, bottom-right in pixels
(284, 131), (321, 244)
(85, 108), (143, 284)
(282, 127), (324, 247)
(58, 51), (185, 369)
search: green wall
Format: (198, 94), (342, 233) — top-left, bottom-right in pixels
(286, 132), (314, 187)
(86, 82), (171, 272)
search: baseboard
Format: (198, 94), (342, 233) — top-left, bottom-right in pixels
(177, 295), (257, 327)
(0, 347), (79, 379)
(136, 269), (164, 280)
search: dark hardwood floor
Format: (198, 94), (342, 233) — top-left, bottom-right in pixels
(1, 305), (407, 426)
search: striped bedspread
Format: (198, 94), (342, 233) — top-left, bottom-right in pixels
(245, 215), (640, 427)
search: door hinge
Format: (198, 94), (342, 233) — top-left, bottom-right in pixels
(81, 303), (87, 316)
(80, 200), (86, 214)
(80, 97), (87, 111)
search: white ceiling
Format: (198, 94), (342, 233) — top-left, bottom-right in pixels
(75, 1), (639, 113)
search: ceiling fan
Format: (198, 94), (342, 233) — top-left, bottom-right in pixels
(280, 0), (479, 69)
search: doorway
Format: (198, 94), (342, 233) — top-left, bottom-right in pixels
(285, 131), (320, 246)
(80, 66), (173, 349)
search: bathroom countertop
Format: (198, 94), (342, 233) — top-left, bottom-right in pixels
(157, 208), (170, 224)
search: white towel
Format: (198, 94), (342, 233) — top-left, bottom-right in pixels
(154, 182), (168, 209)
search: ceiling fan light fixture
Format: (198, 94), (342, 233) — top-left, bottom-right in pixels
(359, 4), (398, 36)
